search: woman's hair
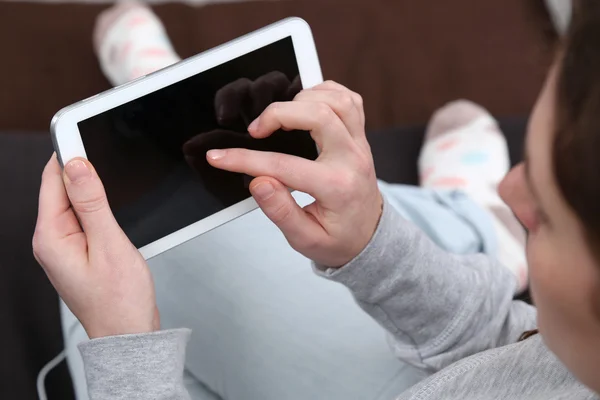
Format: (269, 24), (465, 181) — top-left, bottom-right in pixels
(554, 0), (600, 262)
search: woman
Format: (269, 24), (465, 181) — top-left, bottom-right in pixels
(33, 1), (600, 399)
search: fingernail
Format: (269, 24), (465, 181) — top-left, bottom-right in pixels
(251, 182), (274, 200)
(248, 117), (260, 132)
(207, 149), (226, 160)
(65, 159), (92, 183)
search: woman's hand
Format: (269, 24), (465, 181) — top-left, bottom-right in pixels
(32, 155), (159, 339)
(207, 81), (383, 267)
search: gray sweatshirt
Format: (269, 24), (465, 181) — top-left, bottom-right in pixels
(78, 199), (598, 399)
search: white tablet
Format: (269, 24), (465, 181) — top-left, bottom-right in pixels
(51, 17), (323, 260)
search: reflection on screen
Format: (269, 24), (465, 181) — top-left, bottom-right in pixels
(78, 37), (318, 248)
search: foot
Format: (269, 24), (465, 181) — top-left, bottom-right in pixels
(419, 100), (528, 293)
(94, 1), (181, 87)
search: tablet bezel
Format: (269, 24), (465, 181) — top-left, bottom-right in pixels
(50, 17), (323, 260)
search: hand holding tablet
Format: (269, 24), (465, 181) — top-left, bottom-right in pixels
(206, 80), (382, 267)
(33, 154), (160, 339)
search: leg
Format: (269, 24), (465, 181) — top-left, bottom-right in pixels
(94, 1), (180, 86)
(418, 100), (528, 292)
(379, 100), (528, 293)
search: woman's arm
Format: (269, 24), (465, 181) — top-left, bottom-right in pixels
(317, 198), (537, 371)
(79, 329), (191, 400)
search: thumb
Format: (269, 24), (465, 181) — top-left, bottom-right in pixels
(250, 177), (325, 250)
(63, 158), (121, 243)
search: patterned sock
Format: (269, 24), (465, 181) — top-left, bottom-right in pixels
(94, 1), (181, 87)
(419, 100), (528, 294)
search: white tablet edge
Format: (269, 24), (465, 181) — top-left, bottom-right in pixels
(50, 17), (323, 260)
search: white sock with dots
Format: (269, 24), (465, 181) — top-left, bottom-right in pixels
(419, 100), (528, 294)
(94, 1), (181, 87)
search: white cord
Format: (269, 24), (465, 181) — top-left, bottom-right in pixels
(36, 321), (81, 400)
(36, 350), (67, 400)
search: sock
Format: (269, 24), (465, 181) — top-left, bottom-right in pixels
(419, 100), (529, 294)
(94, 1), (181, 87)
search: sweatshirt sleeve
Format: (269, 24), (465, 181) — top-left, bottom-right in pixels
(78, 329), (192, 400)
(315, 198), (537, 372)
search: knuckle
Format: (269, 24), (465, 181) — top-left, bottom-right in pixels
(292, 90), (307, 102)
(265, 101), (281, 116)
(326, 171), (357, 198)
(313, 103), (335, 126)
(31, 233), (43, 256)
(269, 201), (294, 224)
(336, 92), (355, 113)
(32, 247), (43, 265)
(345, 171), (362, 191)
(353, 93), (364, 108)
(73, 194), (108, 214)
(32, 231), (50, 262)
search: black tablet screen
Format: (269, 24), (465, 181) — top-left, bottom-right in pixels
(78, 37), (318, 249)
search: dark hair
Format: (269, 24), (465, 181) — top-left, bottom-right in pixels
(554, 0), (600, 263)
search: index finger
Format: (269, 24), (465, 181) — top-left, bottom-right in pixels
(207, 148), (327, 196)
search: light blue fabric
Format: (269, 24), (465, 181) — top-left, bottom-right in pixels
(378, 182), (497, 256)
(62, 181), (497, 400)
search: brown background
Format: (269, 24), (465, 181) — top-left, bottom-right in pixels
(0, 0), (555, 132)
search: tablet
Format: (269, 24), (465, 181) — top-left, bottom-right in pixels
(51, 17), (323, 260)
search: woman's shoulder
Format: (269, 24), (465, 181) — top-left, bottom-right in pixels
(398, 336), (595, 400)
